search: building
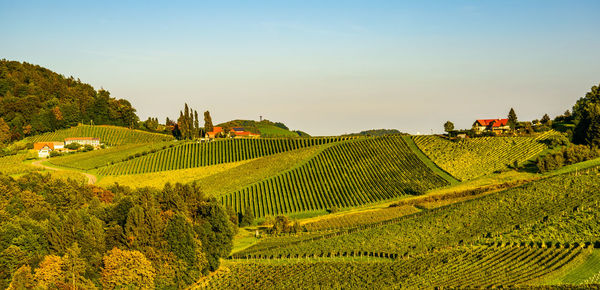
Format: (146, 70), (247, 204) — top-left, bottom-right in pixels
(472, 119), (510, 134)
(64, 137), (101, 147)
(33, 142), (64, 158)
(230, 127), (260, 138)
(205, 127), (224, 139)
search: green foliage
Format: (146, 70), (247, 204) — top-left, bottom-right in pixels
(444, 121), (455, 133)
(165, 214), (198, 266)
(204, 111), (214, 134)
(194, 201), (236, 272)
(0, 173), (234, 288)
(343, 129), (404, 137)
(0, 60), (139, 141)
(221, 136), (449, 217)
(508, 108), (518, 130)
(536, 145), (600, 172)
(239, 205), (255, 227)
(65, 142), (81, 150)
(573, 83), (600, 145)
(98, 137), (351, 175)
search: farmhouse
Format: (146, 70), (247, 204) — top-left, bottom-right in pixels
(65, 137), (101, 147)
(230, 127), (260, 138)
(472, 119), (510, 134)
(33, 142), (64, 158)
(206, 127), (224, 139)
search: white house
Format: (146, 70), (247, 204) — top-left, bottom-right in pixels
(64, 137), (101, 147)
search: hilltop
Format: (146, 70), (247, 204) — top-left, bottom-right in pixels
(217, 119), (308, 138)
(0, 60), (139, 141)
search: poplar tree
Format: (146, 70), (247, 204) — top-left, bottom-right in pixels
(204, 111), (214, 134)
(508, 108), (518, 131)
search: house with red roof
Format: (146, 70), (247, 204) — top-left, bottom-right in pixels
(229, 127), (260, 138)
(473, 119), (510, 134)
(205, 127), (224, 139)
(33, 141), (64, 158)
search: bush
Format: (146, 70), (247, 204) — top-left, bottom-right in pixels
(49, 151), (62, 157)
(82, 145), (94, 152)
(65, 142), (81, 150)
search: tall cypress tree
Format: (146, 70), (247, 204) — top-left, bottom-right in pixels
(194, 110), (200, 138)
(204, 111), (214, 134)
(508, 108), (518, 131)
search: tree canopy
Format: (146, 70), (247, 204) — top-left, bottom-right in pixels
(0, 60), (139, 141)
(0, 173), (232, 288)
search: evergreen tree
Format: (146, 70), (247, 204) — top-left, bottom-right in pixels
(508, 108), (518, 131)
(541, 114), (551, 125)
(204, 111), (214, 133)
(194, 110), (200, 138)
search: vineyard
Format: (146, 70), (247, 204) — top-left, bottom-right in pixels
(220, 136), (450, 217)
(412, 131), (559, 180)
(48, 141), (175, 170)
(302, 205), (420, 232)
(97, 137), (351, 175)
(202, 245), (589, 288)
(0, 153), (38, 175)
(23, 124), (173, 146)
(235, 168), (600, 258)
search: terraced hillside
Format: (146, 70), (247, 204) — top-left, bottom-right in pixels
(236, 167), (600, 258)
(202, 246), (588, 288)
(24, 124), (173, 146)
(98, 137), (352, 175)
(412, 131), (559, 180)
(221, 136), (453, 217)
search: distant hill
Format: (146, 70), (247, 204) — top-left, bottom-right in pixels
(0, 60), (139, 141)
(217, 119), (308, 138)
(344, 129), (406, 137)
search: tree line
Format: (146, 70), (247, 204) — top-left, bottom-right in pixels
(0, 60), (139, 143)
(0, 172), (236, 288)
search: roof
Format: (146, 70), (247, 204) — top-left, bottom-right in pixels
(34, 142), (61, 150)
(65, 137), (100, 141)
(235, 131), (260, 136)
(206, 127), (224, 138)
(475, 119), (509, 127)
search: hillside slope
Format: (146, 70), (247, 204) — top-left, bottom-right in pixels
(23, 124), (173, 146)
(218, 119), (303, 138)
(412, 131), (559, 180)
(0, 60), (138, 140)
(221, 136), (450, 217)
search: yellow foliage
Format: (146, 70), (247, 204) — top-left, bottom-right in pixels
(101, 248), (155, 289)
(34, 255), (64, 288)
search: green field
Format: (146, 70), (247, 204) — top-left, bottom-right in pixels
(48, 141), (176, 170)
(412, 131), (559, 180)
(97, 137), (352, 175)
(23, 124), (174, 146)
(221, 136), (450, 217)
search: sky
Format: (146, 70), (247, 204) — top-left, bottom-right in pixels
(1, 1), (599, 135)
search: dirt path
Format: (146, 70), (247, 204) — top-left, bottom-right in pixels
(31, 160), (97, 185)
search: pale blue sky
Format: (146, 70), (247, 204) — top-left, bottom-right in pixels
(1, 1), (599, 135)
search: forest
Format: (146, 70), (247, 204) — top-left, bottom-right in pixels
(0, 60), (139, 141)
(0, 172), (235, 289)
